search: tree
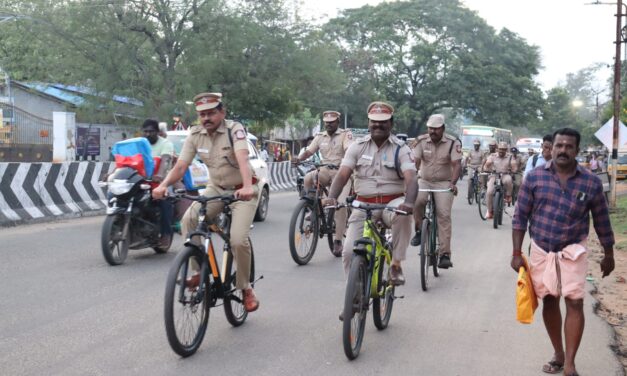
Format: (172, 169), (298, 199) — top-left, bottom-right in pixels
(323, 0), (545, 136)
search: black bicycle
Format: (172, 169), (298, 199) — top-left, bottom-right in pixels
(477, 172), (489, 221)
(288, 162), (339, 265)
(163, 193), (261, 357)
(490, 172), (506, 229)
(466, 167), (481, 205)
(418, 188), (452, 291)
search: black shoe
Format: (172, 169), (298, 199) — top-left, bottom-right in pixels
(438, 254), (453, 269)
(332, 240), (343, 257)
(410, 231), (421, 246)
(339, 310), (344, 321)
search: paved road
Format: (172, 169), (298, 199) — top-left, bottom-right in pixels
(0, 181), (623, 375)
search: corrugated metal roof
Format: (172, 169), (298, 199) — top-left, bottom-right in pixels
(20, 82), (143, 107)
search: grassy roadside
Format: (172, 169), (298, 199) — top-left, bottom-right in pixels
(611, 195), (627, 250)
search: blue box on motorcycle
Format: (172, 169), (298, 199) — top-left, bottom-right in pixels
(111, 137), (155, 178)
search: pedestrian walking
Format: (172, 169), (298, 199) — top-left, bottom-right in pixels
(511, 128), (615, 376)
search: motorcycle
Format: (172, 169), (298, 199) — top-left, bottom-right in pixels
(99, 167), (175, 266)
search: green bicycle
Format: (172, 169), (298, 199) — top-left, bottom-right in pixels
(340, 200), (407, 360)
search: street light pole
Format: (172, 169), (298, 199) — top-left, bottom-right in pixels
(610, 0), (623, 209)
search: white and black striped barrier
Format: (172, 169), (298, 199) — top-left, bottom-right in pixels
(268, 161), (298, 192)
(0, 161), (299, 226)
(0, 162), (115, 227)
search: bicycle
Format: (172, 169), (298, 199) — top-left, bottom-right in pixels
(418, 188), (452, 291)
(340, 199), (407, 360)
(477, 172), (489, 221)
(466, 167), (481, 205)
(163, 192), (261, 357)
(489, 172), (506, 229)
(288, 161), (339, 265)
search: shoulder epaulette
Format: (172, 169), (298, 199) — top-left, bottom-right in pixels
(417, 134), (430, 141)
(190, 125), (202, 134)
(356, 135), (370, 143)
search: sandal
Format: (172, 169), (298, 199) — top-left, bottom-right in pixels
(541, 360), (564, 374)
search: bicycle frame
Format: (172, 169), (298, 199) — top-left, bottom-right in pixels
(299, 164), (335, 235)
(353, 213), (391, 299)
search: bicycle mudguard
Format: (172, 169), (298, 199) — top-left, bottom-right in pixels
(353, 238), (375, 256)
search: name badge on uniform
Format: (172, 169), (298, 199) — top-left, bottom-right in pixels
(361, 155), (373, 160)
(424, 150), (432, 154)
(198, 148), (209, 153)
(321, 143), (328, 146)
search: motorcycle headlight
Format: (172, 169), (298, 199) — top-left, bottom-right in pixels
(108, 180), (134, 195)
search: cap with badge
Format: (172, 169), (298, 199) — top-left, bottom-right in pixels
(193, 92), (222, 112)
(426, 114), (445, 128)
(498, 141), (508, 149)
(489, 139), (497, 146)
(473, 139), (481, 145)
(367, 101), (394, 121)
(322, 111), (341, 122)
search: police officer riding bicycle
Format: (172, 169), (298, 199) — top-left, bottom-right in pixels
(291, 111), (353, 256)
(483, 141), (518, 220)
(465, 138), (483, 179)
(323, 101), (418, 287)
(152, 92), (260, 313)
(410, 114), (462, 269)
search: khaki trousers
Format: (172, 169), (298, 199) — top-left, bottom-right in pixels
(341, 197), (412, 276)
(182, 184), (258, 289)
(486, 174), (513, 213)
(414, 180), (455, 255)
(304, 167), (350, 242)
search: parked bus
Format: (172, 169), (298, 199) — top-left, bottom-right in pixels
(515, 137), (542, 154)
(460, 125), (513, 152)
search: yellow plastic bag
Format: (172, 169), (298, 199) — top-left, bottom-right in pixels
(516, 256), (538, 324)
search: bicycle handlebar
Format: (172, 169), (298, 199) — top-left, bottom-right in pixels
(324, 200), (408, 215)
(169, 190), (238, 205)
(418, 188), (452, 192)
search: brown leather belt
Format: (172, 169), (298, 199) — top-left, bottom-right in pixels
(219, 176), (258, 190)
(355, 193), (403, 204)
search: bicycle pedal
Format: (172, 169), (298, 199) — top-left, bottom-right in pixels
(393, 295), (405, 299)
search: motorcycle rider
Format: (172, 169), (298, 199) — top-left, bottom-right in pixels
(142, 119), (175, 248)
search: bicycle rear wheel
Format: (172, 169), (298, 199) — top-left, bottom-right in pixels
(373, 253), (394, 330)
(343, 255), (368, 360)
(224, 238), (255, 327)
(420, 219), (430, 291)
(288, 200), (319, 265)
(498, 194), (504, 226)
(164, 246), (211, 357)
(493, 191), (501, 229)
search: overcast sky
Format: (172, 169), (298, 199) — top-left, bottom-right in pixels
(300, 0), (618, 94)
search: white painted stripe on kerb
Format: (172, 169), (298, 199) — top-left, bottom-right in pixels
(55, 163), (81, 213)
(35, 163), (63, 216)
(10, 163), (44, 218)
(0, 164), (21, 221)
(74, 162), (101, 210)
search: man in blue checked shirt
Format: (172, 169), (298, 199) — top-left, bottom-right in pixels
(511, 128), (615, 376)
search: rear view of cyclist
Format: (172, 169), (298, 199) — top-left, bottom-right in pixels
(291, 111), (353, 256)
(324, 101), (417, 287)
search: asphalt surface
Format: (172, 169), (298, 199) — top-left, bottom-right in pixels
(0, 180), (623, 376)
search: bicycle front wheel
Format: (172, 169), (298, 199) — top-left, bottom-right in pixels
(467, 180), (474, 205)
(419, 219), (431, 291)
(373, 253), (394, 330)
(223, 238), (255, 327)
(477, 187), (487, 221)
(493, 191), (501, 229)
(288, 200), (319, 265)
(343, 255), (368, 360)
(164, 246), (211, 357)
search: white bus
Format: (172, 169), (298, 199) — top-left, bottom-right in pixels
(515, 138), (542, 154)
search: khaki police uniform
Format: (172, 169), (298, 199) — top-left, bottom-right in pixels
(304, 128), (353, 241)
(179, 119), (258, 290)
(340, 134), (416, 275)
(413, 133), (462, 256)
(511, 153), (523, 196)
(485, 153), (517, 214)
(466, 148), (483, 177)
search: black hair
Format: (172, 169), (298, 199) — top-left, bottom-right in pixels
(542, 134), (553, 143)
(552, 128), (580, 148)
(216, 103), (224, 111)
(142, 119), (159, 131)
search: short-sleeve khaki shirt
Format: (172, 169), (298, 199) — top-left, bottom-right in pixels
(486, 153), (517, 174)
(179, 120), (255, 187)
(467, 149), (483, 167)
(412, 134), (462, 182)
(307, 129), (353, 165)
(341, 135), (416, 196)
